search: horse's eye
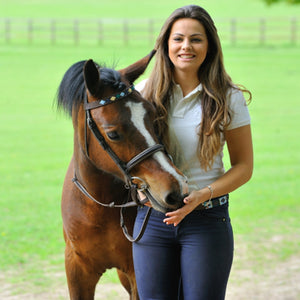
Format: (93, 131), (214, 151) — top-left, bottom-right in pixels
(106, 131), (120, 141)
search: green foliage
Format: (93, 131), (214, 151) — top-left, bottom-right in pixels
(263, 0), (300, 5)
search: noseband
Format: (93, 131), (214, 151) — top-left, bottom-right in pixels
(72, 85), (164, 241)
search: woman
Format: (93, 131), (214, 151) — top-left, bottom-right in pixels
(133, 5), (253, 300)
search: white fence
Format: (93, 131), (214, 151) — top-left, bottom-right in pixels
(0, 17), (298, 46)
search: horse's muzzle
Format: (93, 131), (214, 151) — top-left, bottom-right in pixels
(165, 192), (188, 208)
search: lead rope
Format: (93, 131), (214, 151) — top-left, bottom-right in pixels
(72, 173), (148, 208)
(120, 205), (152, 243)
(72, 173), (151, 242)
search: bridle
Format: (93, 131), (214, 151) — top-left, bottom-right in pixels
(72, 84), (164, 242)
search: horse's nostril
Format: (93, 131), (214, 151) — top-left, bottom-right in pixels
(166, 192), (184, 206)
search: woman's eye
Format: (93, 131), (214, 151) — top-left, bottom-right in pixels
(191, 38), (202, 43)
(106, 131), (120, 141)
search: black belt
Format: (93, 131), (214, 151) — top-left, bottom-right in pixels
(140, 194), (229, 211)
(197, 194), (229, 210)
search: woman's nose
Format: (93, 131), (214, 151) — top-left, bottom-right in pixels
(182, 40), (191, 50)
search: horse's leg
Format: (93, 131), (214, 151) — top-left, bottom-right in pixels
(117, 269), (139, 300)
(64, 240), (101, 300)
(117, 269), (131, 294)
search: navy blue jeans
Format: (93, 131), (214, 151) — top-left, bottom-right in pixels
(132, 202), (234, 300)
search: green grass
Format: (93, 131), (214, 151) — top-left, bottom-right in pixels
(0, 0), (300, 295)
(1, 0), (300, 18)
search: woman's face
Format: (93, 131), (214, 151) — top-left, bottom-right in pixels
(168, 18), (208, 76)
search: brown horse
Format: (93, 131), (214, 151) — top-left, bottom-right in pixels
(56, 51), (188, 299)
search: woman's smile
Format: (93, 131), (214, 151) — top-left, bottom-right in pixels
(178, 53), (196, 60)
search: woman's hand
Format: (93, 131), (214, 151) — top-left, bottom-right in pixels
(163, 190), (206, 226)
(137, 190), (152, 207)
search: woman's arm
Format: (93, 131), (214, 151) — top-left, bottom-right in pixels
(163, 124), (253, 226)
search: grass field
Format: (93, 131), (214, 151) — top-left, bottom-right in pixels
(1, 0), (300, 18)
(1, 0), (300, 297)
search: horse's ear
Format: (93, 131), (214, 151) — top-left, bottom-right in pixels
(119, 50), (156, 84)
(83, 59), (100, 96)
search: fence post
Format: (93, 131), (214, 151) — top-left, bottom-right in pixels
(98, 20), (103, 45)
(5, 18), (10, 43)
(74, 19), (79, 45)
(28, 19), (33, 43)
(51, 20), (56, 45)
(260, 18), (266, 45)
(291, 17), (297, 45)
(230, 18), (237, 45)
(123, 20), (129, 45)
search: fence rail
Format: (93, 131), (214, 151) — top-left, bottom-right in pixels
(0, 17), (298, 46)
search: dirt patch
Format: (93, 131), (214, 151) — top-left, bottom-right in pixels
(1, 282), (128, 300)
(226, 255), (300, 299)
(1, 255), (299, 300)
(1, 236), (300, 300)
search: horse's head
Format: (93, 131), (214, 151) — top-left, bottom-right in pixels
(58, 51), (188, 213)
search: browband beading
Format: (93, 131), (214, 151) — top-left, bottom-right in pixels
(84, 85), (135, 110)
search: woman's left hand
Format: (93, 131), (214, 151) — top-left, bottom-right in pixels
(163, 190), (204, 226)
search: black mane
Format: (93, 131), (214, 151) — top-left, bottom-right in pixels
(56, 60), (126, 117)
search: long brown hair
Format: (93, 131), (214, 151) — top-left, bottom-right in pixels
(142, 5), (251, 170)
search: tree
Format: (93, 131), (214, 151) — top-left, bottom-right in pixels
(263, 0), (300, 4)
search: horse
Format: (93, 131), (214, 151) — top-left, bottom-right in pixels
(56, 50), (188, 299)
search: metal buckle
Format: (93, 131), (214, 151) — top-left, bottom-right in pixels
(124, 176), (148, 190)
(130, 176), (148, 191)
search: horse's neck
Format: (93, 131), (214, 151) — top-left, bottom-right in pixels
(74, 148), (102, 183)
(73, 145), (125, 197)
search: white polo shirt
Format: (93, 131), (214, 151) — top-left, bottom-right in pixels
(136, 80), (251, 191)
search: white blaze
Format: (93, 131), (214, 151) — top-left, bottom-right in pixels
(125, 101), (184, 183)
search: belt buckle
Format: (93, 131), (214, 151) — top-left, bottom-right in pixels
(202, 199), (213, 209)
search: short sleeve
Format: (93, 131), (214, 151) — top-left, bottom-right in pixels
(135, 79), (147, 95)
(227, 89), (251, 130)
